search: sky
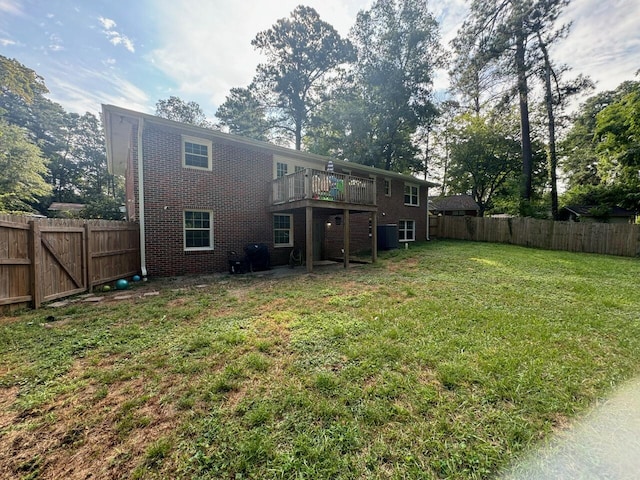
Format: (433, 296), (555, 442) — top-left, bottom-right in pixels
(1, 0), (638, 120)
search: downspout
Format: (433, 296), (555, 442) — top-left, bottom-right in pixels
(137, 116), (148, 279)
(426, 186), (430, 241)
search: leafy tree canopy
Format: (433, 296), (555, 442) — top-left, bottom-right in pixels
(250, 5), (355, 150)
(561, 80), (640, 212)
(0, 120), (51, 213)
(156, 96), (214, 128)
(446, 111), (522, 216)
(309, 0), (441, 173)
(215, 86), (271, 142)
(0, 55), (48, 107)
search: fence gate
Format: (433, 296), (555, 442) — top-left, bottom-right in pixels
(32, 223), (86, 307)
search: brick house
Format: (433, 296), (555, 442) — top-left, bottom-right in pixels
(102, 104), (437, 278)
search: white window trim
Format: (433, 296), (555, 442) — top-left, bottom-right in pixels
(404, 183), (420, 206)
(273, 213), (294, 248)
(183, 210), (214, 251)
(182, 135), (212, 171)
(399, 219), (416, 242)
(384, 178), (392, 197)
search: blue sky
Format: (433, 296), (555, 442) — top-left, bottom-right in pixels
(1, 0), (639, 119)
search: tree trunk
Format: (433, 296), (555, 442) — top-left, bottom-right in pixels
(515, 29), (533, 203)
(295, 120), (302, 151)
(538, 34), (559, 220)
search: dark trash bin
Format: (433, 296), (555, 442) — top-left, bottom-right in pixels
(228, 251), (247, 274)
(244, 243), (270, 272)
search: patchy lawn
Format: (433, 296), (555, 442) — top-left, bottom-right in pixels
(1, 240), (640, 479)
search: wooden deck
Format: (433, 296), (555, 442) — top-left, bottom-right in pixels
(271, 169), (376, 210)
(270, 169), (378, 274)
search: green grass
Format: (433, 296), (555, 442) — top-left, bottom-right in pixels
(1, 240), (640, 478)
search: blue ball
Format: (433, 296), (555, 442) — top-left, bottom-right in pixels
(115, 279), (129, 290)
(132, 275), (141, 282)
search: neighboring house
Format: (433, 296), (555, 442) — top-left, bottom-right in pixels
(48, 202), (86, 216)
(558, 205), (637, 224)
(102, 104), (437, 278)
(429, 195), (480, 217)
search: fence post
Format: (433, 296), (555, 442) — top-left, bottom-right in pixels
(85, 222), (92, 292)
(29, 221), (42, 309)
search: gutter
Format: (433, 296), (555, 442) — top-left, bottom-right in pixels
(137, 116), (148, 279)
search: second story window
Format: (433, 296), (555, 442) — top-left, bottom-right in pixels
(277, 162), (288, 178)
(404, 183), (419, 206)
(183, 136), (212, 170)
(384, 178), (391, 196)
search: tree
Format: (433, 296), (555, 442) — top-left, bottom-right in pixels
(81, 196), (124, 220)
(594, 87), (640, 185)
(155, 96), (213, 128)
(251, 5), (354, 150)
(429, 100), (462, 195)
(534, 28), (593, 219)
(331, 0), (442, 172)
(0, 56), (124, 215)
(0, 120), (51, 212)
(446, 112), (522, 215)
(0, 55), (48, 107)
(304, 80), (374, 162)
(453, 0), (571, 209)
(561, 80), (640, 212)
(216, 85), (271, 142)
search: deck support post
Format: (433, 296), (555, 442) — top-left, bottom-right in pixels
(343, 209), (350, 269)
(306, 206), (313, 273)
(371, 213), (377, 263)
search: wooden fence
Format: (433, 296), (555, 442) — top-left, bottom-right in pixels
(435, 216), (640, 257)
(0, 214), (140, 310)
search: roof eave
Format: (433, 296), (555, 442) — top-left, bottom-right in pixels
(101, 104), (439, 186)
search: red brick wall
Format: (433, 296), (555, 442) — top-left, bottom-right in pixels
(325, 212), (374, 258)
(324, 176), (429, 257)
(126, 121), (429, 276)
(374, 176), (427, 242)
(131, 124), (274, 277)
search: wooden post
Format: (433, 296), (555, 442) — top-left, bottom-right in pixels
(343, 208), (350, 269)
(85, 222), (92, 292)
(371, 212), (377, 263)
(29, 221), (42, 309)
(306, 206), (313, 273)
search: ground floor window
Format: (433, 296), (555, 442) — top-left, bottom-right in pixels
(184, 210), (213, 251)
(399, 219), (415, 242)
(273, 214), (293, 247)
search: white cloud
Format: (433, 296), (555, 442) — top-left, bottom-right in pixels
(552, 0), (640, 92)
(98, 16), (135, 53)
(98, 16), (116, 31)
(0, 0), (22, 15)
(48, 33), (63, 52)
(0, 38), (17, 46)
(45, 65), (150, 115)
(147, 0), (375, 112)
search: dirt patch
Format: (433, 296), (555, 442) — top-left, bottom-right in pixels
(0, 363), (184, 480)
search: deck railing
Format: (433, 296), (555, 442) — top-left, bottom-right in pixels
(272, 169), (376, 206)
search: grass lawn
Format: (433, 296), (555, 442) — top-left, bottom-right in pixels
(1, 240), (640, 479)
